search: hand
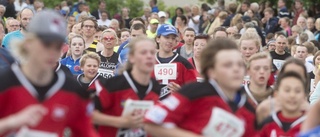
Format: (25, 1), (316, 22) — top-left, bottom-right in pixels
(120, 113), (144, 129)
(168, 82), (181, 92)
(9, 105), (47, 128)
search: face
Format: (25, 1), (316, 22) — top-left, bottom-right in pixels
(101, 32), (116, 49)
(176, 9), (183, 16)
(72, 23), (82, 35)
(264, 12), (272, 20)
(0, 8), (5, 16)
(176, 17), (183, 25)
(248, 58), (271, 86)
(280, 18), (288, 28)
(275, 37), (287, 53)
(20, 9), (33, 30)
(226, 27), (237, 37)
(246, 10), (254, 17)
(183, 30), (195, 45)
(295, 46), (308, 60)
(150, 23), (159, 32)
(240, 40), (259, 61)
(110, 21), (119, 30)
(193, 39), (207, 58)
(284, 64), (305, 80)
(157, 34), (177, 53)
(99, 2), (106, 10)
(27, 38), (63, 70)
(8, 20), (20, 32)
(144, 8), (151, 17)
(121, 31), (130, 43)
(214, 31), (227, 39)
(241, 4), (249, 12)
(122, 8), (129, 17)
(307, 19), (315, 30)
(292, 30), (299, 37)
(278, 0), (284, 7)
(82, 58), (99, 80)
(268, 43), (276, 51)
(297, 18), (306, 29)
(192, 6), (199, 15)
(101, 12), (108, 20)
(131, 29), (144, 38)
(94, 31), (102, 42)
(82, 20), (96, 37)
(295, 1), (303, 9)
(70, 37), (85, 57)
(276, 77), (305, 113)
(68, 16), (76, 25)
(209, 50), (245, 91)
(129, 40), (157, 74)
(315, 55), (320, 66)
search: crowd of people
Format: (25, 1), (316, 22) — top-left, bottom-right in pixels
(2, 0), (320, 136)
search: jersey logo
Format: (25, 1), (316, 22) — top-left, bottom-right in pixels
(270, 129), (277, 137)
(52, 105), (68, 122)
(74, 65), (81, 72)
(160, 86), (171, 99)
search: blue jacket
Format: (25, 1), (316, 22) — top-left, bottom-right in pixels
(264, 17), (278, 35)
(0, 48), (15, 70)
(60, 56), (83, 75)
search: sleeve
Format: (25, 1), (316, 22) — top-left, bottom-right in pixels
(60, 58), (67, 66)
(144, 93), (190, 128)
(182, 63), (197, 85)
(68, 99), (99, 137)
(310, 82), (320, 104)
(93, 80), (113, 111)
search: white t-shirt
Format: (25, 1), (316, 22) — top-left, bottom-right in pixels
(305, 62), (315, 73)
(306, 56), (314, 65)
(14, 1), (28, 12)
(98, 19), (111, 27)
(188, 15), (200, 34)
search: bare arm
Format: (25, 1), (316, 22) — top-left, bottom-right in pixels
(301, 100), (320, 132)
(144, 123), (203, 137)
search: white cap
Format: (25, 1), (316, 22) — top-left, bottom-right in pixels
(158, 11), (166, 18)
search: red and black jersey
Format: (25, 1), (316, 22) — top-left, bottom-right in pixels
(144, 80), (257, 137)
(76, 73), (101, 90)
(152, 52), (196, 99)
(0, 64), (98, 137)
(93, 71), (161, 137)
(259, 111), (305, 137)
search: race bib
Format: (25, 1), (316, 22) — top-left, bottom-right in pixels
(16, 127), (58, 137)
(197, 77), (204, 82)
(116, 128), (146, 137)
(242, 75), (250, 85)
(202, 107), (245, 137)
(154, 64), (177, 84)
(273, 59), (285, 70)
(122, 99), (154, 116)
(98, 69), (114, 79)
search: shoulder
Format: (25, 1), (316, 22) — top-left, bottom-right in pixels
(151, 78), (161, 95)
(98, 74), (130, 93)
(61, 72), (90, 99)
(258, 115), (274, 130)
(0, 67), (19, 92)
(175, 54), (194, 69)
(178, 81), (217, 100)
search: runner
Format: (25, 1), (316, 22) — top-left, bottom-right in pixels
(60, 35), (85, 75)
(81, 18), (104, 52)
(270, 35), (291, 71)
(176, 27), (196, 59)
(0, 10), (98, 137)
(153, 24), (196, 99)
(97, 28), (119, 79)
(259, 71), (307, 137)
(76, 52), (101, 89)
(92, 36), (161, 137)
(187, 34), (210, 81)
(144, 38), (257, 137)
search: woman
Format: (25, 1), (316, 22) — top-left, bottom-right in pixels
(188, 5), (201, 34)
(309, 51), (320, 103)
(243, 52), (272, 106)
(60, 35), (85, 75)
(0, 10), (97, 137)
(256, 58), (310, 124)
(97, 29), (119, 79)
(207, 11), (228, 35)
(76, 52), (101, 89)
(144, 38), (257, 137)
(188, 34), (210, 81)
(239, 30), (261, 63)
(92, 36), (161, 137)
(314, 18), (320, 41)
(175, 15), (188, 38)
(172, 7), (184, 27)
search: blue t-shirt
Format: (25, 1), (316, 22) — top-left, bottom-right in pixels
(2, 30), (24, 50)
(60, 56), (83, 75)
(152, 6), (159, 13)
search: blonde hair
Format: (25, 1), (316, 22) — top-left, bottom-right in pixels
(80, 52), (101, 67)
(101, 28), (119, 45)
(239, 31), (262, 51)
(230, 14), (243, 27)
(247, 52), (272, 69)
(316, 18), (320, 31)
(208, 11), (228, 35)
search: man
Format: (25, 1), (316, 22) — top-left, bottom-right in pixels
(280, 17), (291, 36)
(226, 26), (238, 38)
(141, 7), (151, 21)
(270, 35), (291, 70)
(122, 7), (132, 29)
(91, 0), (106, 20)
(109, 19), (119, 31)
(293, 0), (305, 25)
(262, 8), (278, 35)
(307, 17), (316, 33)
(2, 8), (33, 49)
(212, 26), (227, 39)
(222, 3), (237, 27)
(297, 16), (315, 41)
(176, 28), (195, 59)
(277, 0), (290, 18)
(149, 0), (159, 13)
(6, 18), (20, 33)
(97, 11), (111, 26)
(81, 18), (104, 52)
(240, 1), (250, 15)
(158, 11), (167, 25)
(146, 19), (159, 39)
(295, 45), (314, 72)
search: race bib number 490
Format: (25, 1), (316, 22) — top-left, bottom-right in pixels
(154, 64), (177, 80)
(202, 107), (245, 137)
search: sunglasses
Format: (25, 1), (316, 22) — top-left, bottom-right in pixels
(103, 36), (115, 41)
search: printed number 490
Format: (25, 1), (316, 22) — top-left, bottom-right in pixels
(158, 68), (173, 76)
(215, 122), (238, 137)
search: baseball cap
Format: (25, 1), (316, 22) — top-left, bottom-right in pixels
(158, 11), (166, 18)
(241, 16), (251, 23)
(150, 19), (159, 24)
(156, 24), (178, 36)
(27, 10), (67, 44)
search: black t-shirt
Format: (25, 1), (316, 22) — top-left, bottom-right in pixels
(128, 72), (149, 100)
(97, 51), (119, 79)
(270, 51), (291, 70)
(32, 73), (58, 102)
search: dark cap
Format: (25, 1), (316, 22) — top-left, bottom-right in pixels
(27, 10), (67, 43)
(241, 16), (251, 23)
